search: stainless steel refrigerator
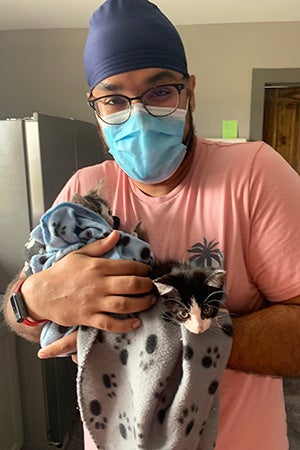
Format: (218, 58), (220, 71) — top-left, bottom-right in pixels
(0, 112), (108, 449)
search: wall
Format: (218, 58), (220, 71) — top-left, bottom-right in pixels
(0, 22), (300, 138)
(178, 21), (300, 138)
(0, 29), (93, 123)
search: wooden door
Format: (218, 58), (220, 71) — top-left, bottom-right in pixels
(263, 86), (300, 173)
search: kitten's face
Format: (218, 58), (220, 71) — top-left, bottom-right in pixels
(71, 181), (120, 229)
(72, 192), (115, 226)
(154, 268), (225, 334)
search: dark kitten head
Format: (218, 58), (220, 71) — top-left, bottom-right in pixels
(154, 261), (225, 334)
(72, 180), (120, 229)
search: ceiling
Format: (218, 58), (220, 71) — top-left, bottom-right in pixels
(0, 0), (300, 30)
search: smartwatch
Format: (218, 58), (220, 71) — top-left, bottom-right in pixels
(10, 279), (46, 326)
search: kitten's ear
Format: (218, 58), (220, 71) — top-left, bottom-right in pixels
(206, 269), (226, 288)
(93, 179), (105, 196)
(153, 280), (174, 296)
(84, 179), (105, 197)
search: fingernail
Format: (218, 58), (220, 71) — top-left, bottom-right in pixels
(132, 320), (141, 329)
(151, 295), (157, 305)
(38, 350), (46, 359)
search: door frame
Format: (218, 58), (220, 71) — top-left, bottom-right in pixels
(249, 68), (300, 141)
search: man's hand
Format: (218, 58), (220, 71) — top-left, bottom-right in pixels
(38, 330), (78, 360)
(5, 230), (156, 342)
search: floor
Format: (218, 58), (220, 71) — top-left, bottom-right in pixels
(62, 414), (83, 450)
(63, 378), (300, 450)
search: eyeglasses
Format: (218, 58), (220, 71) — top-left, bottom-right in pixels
(88, 83), (186, 125)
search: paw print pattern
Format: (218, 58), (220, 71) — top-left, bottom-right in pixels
(102, 373), (118, 398)
(88, 399), (108, 430)
(208, 380), (219, 395)
(154, 377), (173, 425)
(183, 345), (194, 361)
(199, 420), (206, 437)
(119, 412), (132, 440)
(57, 325), (70, 335)
(112, 333), (131, 365)
(51, 221), (67, 237)
(153, 377), (170, 402)
(38, 255), (48, 266)
(119, 412), (144, 448)
(178, 404), (199, 436)
(139, 334), (158, 371)
(117, 234), (153, 264)
(201, 346), (220, 369)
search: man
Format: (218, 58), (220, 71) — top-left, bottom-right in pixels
(3, 1), (300, 449)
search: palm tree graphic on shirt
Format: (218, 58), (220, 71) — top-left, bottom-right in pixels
(187, 238), (223, 268)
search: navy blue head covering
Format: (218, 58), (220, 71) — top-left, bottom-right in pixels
(84, 0), (188, 90)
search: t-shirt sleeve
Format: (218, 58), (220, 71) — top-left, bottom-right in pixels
(247, 143), (300, 301)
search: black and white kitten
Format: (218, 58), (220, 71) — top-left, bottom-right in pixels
(73, 185), (227, 334)
(152, 260), (226, 334)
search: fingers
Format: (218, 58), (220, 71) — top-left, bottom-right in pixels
(89, 313), (142, 333)
(95, 293), (157, 315)
(74, 230), (120, 257)
(38, 330), (78, 359)
(74, 231), (151, 276)
(37, 313), (145, 360)
(85, 258), (152, 277)
(102, 274), (154, 297)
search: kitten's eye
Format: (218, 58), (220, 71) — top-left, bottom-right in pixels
(177, 310), (190, 320)
(202, 305), (214, 316)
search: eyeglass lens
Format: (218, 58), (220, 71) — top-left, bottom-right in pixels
(94, 84), (182, 125)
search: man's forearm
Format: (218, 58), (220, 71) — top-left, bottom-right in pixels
(227, 299), (300, 377)
(2, 274), (42, 343)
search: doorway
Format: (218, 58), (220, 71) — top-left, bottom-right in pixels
(249, 68), (300, 173)
(263, 85), (300, 173)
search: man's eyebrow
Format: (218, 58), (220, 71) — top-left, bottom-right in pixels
(146, 70), (182, 85)
(94, 70), (183, 93)
(96, 81), (121, 92)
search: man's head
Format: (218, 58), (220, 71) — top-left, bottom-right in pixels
(84, 0), (188, 90)
(84, 0), (195, 191)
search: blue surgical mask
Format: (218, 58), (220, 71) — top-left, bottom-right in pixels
(99, 105), (187, 184)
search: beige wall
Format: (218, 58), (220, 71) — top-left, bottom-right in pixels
(0, 29), (93, 123)
(0, 21), (300, 138)
(178, 22), (300, 138)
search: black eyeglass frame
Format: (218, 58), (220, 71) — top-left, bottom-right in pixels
(88, 82), (186, 125)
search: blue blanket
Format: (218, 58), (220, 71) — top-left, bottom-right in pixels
(23, 202), (154, 350)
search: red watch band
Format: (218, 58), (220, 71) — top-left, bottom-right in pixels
(13, 279), (47, 326)
(22, 317), (47, 327)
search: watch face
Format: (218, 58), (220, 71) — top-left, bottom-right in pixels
(10, 291), (29, 323)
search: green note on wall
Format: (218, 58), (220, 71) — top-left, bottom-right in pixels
(222, 120), (238, 139)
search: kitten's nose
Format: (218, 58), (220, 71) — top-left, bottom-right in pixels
(188, 324), (205, 334)
(197, 319), (211, 333)
(196, 326), (207, 334)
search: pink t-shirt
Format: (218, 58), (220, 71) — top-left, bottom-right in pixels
(56, 136), (300, 450)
